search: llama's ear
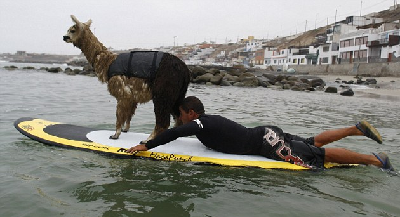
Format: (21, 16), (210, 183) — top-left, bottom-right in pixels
(84, 19), (92, 27)
(71, 15), (80, 24)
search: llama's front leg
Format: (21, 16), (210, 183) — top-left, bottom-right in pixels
(122, 102), (137, 133)
(110, 100), (129, 139)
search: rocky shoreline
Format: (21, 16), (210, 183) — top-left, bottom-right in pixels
(3, 64), (399, 98)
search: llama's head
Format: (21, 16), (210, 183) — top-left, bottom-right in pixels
(63, 15), (92, 44)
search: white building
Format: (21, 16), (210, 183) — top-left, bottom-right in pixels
(339, 29), (371, 64)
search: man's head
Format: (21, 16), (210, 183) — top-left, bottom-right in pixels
(179, 96), (205, 124)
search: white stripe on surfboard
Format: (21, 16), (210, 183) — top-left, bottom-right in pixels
(86, 130), (279, 162)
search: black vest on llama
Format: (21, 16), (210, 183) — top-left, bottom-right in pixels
(108, 51), (164, 79)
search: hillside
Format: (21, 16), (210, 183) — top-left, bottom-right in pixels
(373, 5), (400, 22)
(265, 6), (400, 49)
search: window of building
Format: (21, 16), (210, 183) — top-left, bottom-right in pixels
(341, 39), (355, 48)
(301, 58), (305, 63)
(355, 36), (368, 46)
(293, 59), (297, 63)
(354, 49), (367, 58)
(340, 51), (353, 59)
(322, 57), (329, 63)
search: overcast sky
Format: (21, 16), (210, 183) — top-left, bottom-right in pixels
(0, 0), (394, 55)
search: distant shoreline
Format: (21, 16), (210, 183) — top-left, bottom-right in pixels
(318, 75), (400, 99)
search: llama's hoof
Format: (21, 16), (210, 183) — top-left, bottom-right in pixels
(122, 129), (128, 133)
(139, 140), (147, 144)
(109, 135), (119, 140)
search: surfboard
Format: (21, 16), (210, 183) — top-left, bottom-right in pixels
(14, 117), (353, 170)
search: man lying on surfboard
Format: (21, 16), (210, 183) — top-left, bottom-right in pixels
(127, 96), (395, 171)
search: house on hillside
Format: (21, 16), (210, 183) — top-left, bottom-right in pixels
(288, 46), (319, 66)
(339, 29), (371, 64)
(255, 49), (265, 68)
(317, 43), (339, 65)
(263, 46), (278, 66)
(345, 16), (383, 27)
(269, 49), (289, 68)
(367, 28), (400, 63)
(337, 22), (400, 64)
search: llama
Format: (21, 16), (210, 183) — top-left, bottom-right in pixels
(63, 15), (191, 142)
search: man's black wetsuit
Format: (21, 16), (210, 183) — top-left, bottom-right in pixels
(145, 114), (325, 168)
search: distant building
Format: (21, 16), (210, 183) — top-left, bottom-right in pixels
(16, 51), (27, 56)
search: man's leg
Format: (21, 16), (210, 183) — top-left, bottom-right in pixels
(314, 120), (382, 148)
(314, 126), (362, 147)
(325, 148), (381, 167)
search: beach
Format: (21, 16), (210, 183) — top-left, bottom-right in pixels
(317, 75), (400, 98)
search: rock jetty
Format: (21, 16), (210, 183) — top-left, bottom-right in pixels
(4, 64), (388, 97)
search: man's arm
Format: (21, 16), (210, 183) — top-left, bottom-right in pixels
(127, 120), (202, 154)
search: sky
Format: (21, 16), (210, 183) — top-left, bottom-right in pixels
(0, 0), (395, 55)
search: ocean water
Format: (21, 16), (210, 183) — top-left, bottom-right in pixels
(0, 63), (399, 217)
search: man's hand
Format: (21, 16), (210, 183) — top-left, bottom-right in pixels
(127, 144), (148, 154)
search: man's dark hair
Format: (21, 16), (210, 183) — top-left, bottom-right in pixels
(180, 96), (205, 114)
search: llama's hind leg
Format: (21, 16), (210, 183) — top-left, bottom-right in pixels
(110, 100), (130, 139)
(122, 102), (137, 133)
(172, 114), (183, 127)
(141, 99), (171, 143)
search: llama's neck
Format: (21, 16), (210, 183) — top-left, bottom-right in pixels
(74, 27), (117, 83)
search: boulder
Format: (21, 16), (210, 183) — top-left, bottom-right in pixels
(4, 65), (18, 70)
(291, 86), (302, 91)
(283, 84), (291, 89)
(276, 75), (286, 82)
(262, 73), (277, 84)
(287, 76), (298, 81)
(194, 73), (214, 83)
(238, 72), (255, 80)
(79, 70), (92, 75)
(233, 82), (245, 87)
(210, 74), (223, 85)
(64, 67), (75, 75)
(366, 78), (377, 84)
(293, 82), (310, 91)
(224, 74), (240, 82)
(340, 88), (354, 96)
(300, 78), (309, 84)
(191, 66), (207, 78)
(22, 66), (35, 70)
(257, 77), (271, 88)
(220, 79), (232, 86)
(310, 78), (325, 88)
(325, 86), (338, 93)
(242, 78), (259, 87)
(227, 69), (243, 77)
(47, 67), (62, 73)
(209, 68), (220, 75)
